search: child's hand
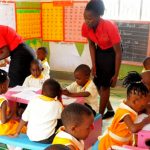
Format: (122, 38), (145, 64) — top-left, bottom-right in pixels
(143, 116), (150, 124)
(8, 133), (19, 138)
(62, 89), (70, 96)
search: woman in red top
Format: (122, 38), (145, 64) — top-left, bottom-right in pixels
(0, 25), (35, 87)
(82, 0), (122, 119)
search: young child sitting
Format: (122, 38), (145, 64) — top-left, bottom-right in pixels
(52, 103), (94, 150)
(13, 79), (63, 143)
(99, 71), (150, 150)
(62, 64), (99, 116)
(23, 59), (48, 89)
(36, 47), (50, 78)
(142, 57), (150, 72)
(0, 69), (26, 135)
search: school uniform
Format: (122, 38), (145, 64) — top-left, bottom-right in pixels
(22, 95), (63, 142)
(0, 96), (26, 135)
(98, 102), (137, 150)
(42, 58), (50, 78)
(66, 80), (99, 114)
(82, 18), (121, 88)
(0, 25), (35, 87)
(52, 127), (84, 150)
(23, 73), (48, 89)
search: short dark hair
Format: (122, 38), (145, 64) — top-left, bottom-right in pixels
(85, 0), (105, 16)
(0, 69), (8, 84)
(45, 144), (70, 150)
(143, 57), (150, 67)
(123, 71), (149, 97)
(30, 59), (42, 69)
(37, 47), (48, 55)
(61, 103), (93, 127)
(42, 78), (61, 98)
(74, 64), (91, 76)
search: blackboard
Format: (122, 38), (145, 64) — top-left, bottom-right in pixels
(116, 22), (150, 63)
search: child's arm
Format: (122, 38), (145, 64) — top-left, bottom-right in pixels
(124, 114), (150, 133)
(62, 89), (90, 97)
(1, 101), (13, 123)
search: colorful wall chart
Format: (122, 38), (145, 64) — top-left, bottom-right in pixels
(64, 2), (87, 43)
(42, 3), (63, 41)
(16, 9), (41, 39)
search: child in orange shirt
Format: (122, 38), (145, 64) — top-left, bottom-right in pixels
(99, 71), (150, 150)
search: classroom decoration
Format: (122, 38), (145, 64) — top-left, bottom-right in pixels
(53, 0), (73, 6)
(16, 9), (41, 39)
(64, 2), (87, 43)
(0, 2), (16, 30)
(42, 3), (63, 41)
(75, 43), (85, 56)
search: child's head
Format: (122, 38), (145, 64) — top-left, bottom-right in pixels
(143, 57), (150, 70)
(45, 144), (70, 150)
(42, 79), (61, 98)
(36, 47), (48, 61)
(84, 0), (104, 28)
(123, 71), (149, 113)
(0, 69), (9, 94)
(141, 71), (150, 92)
(74, 64), (91, 87)
(30, 59), (43, 78)
(61, 103), (94, 140)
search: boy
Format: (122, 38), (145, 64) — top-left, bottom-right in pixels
(13, 79), (63, 143)
(52, 103), (94, 150)
(62, 64), (99, 116)
(36, 47), (50, 78)
(142, 57), (150, 72)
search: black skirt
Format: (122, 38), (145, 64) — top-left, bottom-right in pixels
(93, 46), (115, 89)
(9, 43), (35, 87)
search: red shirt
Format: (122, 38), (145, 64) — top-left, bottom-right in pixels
(82, 18), (121, 50)
(0, 25), (23, 51)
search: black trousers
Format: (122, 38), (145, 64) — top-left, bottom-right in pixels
(9, 43), (35, 87)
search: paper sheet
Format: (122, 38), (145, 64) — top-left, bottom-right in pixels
(62, 95), (77, 105)
(9, 86), (40, 92)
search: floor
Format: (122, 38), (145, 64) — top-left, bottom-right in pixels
(0, 79), (126, 150)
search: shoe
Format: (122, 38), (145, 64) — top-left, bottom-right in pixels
(102, 111), (115, 119)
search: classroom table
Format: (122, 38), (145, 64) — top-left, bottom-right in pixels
(4, 87), (84, 105)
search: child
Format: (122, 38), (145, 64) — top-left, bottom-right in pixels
(142, 57), (150, 72)
(13, 79), (63, 143)
(62, 64), (99, 116)
(99, 71), (150, 150)
(141, 70), (150, 91)
(23, 59), (48, 89)
(45, 144), (70, 150)
(0, 69), (26, 135)
(36, 47), (50, 78)
(52, 103), (94, 150)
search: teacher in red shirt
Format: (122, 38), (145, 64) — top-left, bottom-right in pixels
(0, 25), (35, 87)
(82, 0), (122, 119)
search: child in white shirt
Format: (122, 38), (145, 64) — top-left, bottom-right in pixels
(36, 47), (50, 78)
(62, 64), (99, 116)
(23, 59), (48, 89)
(13, 79), (63, 143)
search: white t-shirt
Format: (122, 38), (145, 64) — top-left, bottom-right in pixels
(22, 95), (63, 141)
(23, 74), (48, 89)
(135, 113), (150, 130)
(66, 80), (99, 113)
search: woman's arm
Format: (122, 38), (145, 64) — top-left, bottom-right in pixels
(0, 46), (10, 60)
(111, 43), (122, 87)
(124, 114), (150, 133)
(88, 39), (96, 76)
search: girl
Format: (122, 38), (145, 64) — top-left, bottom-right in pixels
(99, 71), (150, 150)
(0, 69), (26, 136)
(82, 0), (122, 119)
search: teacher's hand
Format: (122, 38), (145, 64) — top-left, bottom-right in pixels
(92, 65), (96, 77)
(110, 75), (118, 87)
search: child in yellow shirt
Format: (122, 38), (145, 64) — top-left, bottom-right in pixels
(52, 103), (94, 150)
(99, 71), (150, 150)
